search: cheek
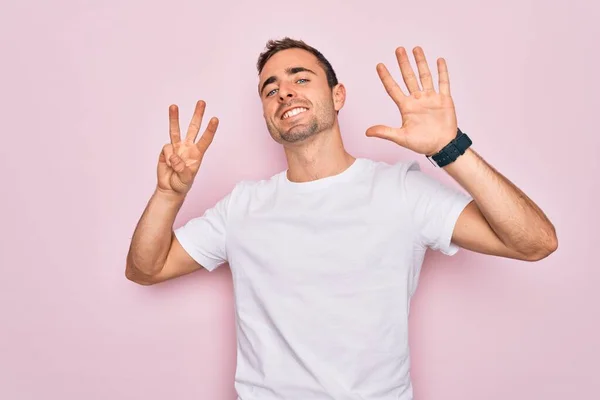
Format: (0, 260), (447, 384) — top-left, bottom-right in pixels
(312, 89), (331, 104)
(260, 100), (271, 115)
(262, 101), (278, 121)
(311, 94), (332, 111)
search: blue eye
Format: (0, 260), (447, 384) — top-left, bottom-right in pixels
(265, 78), (309, 97)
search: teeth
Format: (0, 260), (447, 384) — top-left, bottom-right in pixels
(283, 107), (307, 119)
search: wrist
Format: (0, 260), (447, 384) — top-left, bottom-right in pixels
(426, 128), (472, 168)
(154, 187), (187, 205)
(429, 129), (460, 156)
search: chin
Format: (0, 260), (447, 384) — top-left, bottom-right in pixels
(279, 122), (320, 143)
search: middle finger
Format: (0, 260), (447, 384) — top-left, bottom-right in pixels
(185, 100), (206, 143)
(395, 47), (421, 94)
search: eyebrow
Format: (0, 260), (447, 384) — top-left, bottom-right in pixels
(259, 66), (317, 96)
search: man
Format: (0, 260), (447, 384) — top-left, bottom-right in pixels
(126, 38), (557, 400)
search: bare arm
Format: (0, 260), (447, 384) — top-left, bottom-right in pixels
(125, 100), (219, 285)
(126, 234), (201, 285)
(125, 190), (198, 284)
(446, 149), (557, 261)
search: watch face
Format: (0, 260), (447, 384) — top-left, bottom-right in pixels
(426, 155), (439, 168)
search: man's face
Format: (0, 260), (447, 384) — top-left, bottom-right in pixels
(258, 48), (341, 144)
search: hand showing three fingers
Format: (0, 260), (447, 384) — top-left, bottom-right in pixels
(366, 46), (458, 156)
(157, 100), (219, 199)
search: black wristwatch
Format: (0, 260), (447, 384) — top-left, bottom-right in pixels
(427, 128), (472, 168)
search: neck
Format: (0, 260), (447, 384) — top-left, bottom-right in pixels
(283, 121), (355, 183)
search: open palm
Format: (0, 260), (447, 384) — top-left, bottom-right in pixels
(366, 46), (458, 156)
(157, 100), (219, 197)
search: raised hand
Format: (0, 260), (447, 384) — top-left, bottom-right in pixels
(157, 100), (219, 198)
(366, 46), (458, 156)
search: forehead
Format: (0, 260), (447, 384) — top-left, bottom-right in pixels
(259, 48), (321, 80)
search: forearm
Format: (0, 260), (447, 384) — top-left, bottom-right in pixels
(126, 189), (185, 275)
(443, 148), (557, 257)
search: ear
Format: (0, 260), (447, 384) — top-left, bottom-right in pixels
(332, 83), (346, 112)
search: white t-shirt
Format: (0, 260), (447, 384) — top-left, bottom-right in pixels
(175, 157), (472, 400)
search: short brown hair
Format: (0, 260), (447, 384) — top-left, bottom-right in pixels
(256, 37), (339, 89)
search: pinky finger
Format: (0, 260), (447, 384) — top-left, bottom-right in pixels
(437, 58), (451, 95)
(162, 144), (174, 167)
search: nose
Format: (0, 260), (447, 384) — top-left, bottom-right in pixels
(278, 83), (296, 101)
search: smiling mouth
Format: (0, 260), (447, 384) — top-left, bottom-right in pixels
(281, 107), (308, 120)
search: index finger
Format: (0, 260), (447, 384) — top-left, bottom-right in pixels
(376, 63), (406, 107)
(169, 104), (181, 145)
(196, 117), (219, 153)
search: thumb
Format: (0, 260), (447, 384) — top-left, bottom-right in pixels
(365, 125), (406, 145)
(170, 154), (194, 185)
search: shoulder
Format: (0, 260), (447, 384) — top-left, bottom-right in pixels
(360, 157), (449, 205)
(228, 170), (284, 204)
(360, 157), (423, 183)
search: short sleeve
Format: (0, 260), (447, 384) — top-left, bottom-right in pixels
(403, 161), (473, 255)
(174, 191), (232, 271)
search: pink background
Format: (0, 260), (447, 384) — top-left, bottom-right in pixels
(1, 0), (598, 399)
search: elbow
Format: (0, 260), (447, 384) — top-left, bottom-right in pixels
(125, 257), (159, 286)
(125, 265), (153, 286)
(547, 230), (559, 255)
(523, 228), (559, 262)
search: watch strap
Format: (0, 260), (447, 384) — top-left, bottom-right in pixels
(429, 128), (472, 168)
